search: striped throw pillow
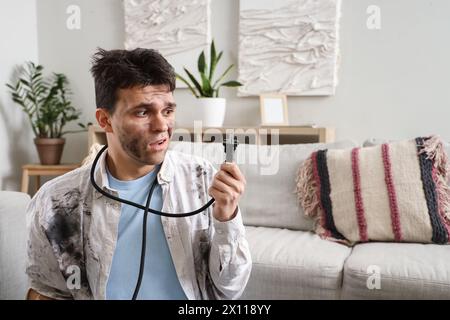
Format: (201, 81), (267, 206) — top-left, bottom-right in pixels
(296, 136), (450, 245)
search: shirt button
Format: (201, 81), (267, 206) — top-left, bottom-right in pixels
(217, 229), (223, 235)
(113, 204), (119, 210)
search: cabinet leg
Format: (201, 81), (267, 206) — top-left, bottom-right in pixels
(21, 169), (29, 194)
(36, 175), (41, 193)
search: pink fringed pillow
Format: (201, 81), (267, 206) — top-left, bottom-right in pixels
(296, 136), (450, 245)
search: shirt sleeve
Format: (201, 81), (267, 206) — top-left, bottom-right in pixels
(26, 190), (73, 300)
(205, 163), (252, 299)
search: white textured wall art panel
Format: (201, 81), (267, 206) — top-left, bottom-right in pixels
(238, 0), (341, 96)
(124, 0), (211, 87)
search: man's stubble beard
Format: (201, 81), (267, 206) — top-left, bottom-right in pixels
(118, 127), (172, 165)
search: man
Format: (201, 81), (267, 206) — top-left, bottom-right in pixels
(26, 48), (252, 300)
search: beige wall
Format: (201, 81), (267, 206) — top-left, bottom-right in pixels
(0, 0), (39, 190)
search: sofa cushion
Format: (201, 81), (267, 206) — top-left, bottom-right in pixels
(0, 191), (31, 299)
(341, 242), (450, 299)
(240, 226), (352, 299)
(171, 140), (357, 231)
(363, 138), (394, 147)
(364, 137), (450, 182)
(364, 138), (450, 160)
(297, 136), (450, 244)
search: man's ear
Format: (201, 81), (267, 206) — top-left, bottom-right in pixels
(95, 108), (113, 133)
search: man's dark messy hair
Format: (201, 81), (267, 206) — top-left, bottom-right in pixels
(90, 47), (176, 113)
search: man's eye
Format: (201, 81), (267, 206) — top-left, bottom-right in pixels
(164, 109), (174, 116)
(135, 110), (147, 117)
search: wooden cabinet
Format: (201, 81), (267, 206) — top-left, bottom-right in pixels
(21, 164), (80, 194)
(88, 125), (335, 150)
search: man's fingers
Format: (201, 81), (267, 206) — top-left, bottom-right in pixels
(220, 163), (246, 184)
(211, 178), (234, 195)
(215, 170), (243, 194)
(208, 185), (228, 200)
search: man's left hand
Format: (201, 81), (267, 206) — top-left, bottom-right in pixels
(208, 162), (246, 222)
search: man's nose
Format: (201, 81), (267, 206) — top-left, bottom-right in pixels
(150, 113), (168, 132)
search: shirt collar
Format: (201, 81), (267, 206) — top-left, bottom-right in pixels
(157, 150), (174, 184)
(92, 147), (113, 199)
(92, 147), (174, 199)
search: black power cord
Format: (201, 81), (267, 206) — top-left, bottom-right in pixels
(90, 145), (215, 217)
(131, 177), (158, 300)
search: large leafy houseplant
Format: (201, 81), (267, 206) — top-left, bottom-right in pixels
(176, 41), (242, 127)
(6, 61), (90, 164)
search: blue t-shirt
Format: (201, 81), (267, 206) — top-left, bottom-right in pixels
(105, 165), (187, 300)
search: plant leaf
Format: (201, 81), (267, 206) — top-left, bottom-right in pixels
(198, 51), (213, 96)
(209, 41), (217, 80)
(176, 73), (200, 97)
(218, 80), (242, 87)
(200, 73), (213, 97)
(212, 64), (234, 89)
(210, 51), (223, 81)
(198, 51), (206, 75)
(184, 68), (204, 97)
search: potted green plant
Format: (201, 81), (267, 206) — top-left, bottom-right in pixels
(176, 40), (242, 127)
(6, 62), (90, 165)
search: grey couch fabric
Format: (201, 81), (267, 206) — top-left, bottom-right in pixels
(241, 226), (352, 299)
(236, 141), (357, 231)
(341, 242), (450, 299)
(0, 191), (30, 299)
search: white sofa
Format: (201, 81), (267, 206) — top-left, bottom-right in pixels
(0, 191), (30, 299)
(2, 140), (450, 299)
(236, 141), (450, 299)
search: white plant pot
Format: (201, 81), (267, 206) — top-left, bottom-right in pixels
(196, 98), (226, 127)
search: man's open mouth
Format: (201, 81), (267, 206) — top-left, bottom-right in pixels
(149, 137), (166, 144)
(148, 137), (168, 150)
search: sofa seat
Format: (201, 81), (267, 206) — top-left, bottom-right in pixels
(241, 226), (352, 299)
(342, 242), (450, 299)
(0, 191), (30, 299)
